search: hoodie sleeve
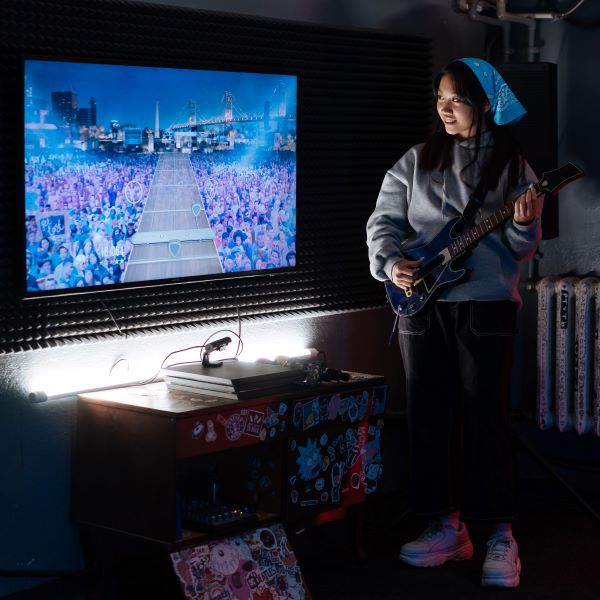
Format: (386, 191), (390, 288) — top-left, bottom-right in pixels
(366, 149), (417, 281)
(502, 160), (543, 262)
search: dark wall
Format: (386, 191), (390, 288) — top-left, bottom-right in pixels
(0, 0), (431, 354)
(0, 1), (431, 593)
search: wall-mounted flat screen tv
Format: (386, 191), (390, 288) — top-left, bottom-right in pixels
(23, 58), (297, 298)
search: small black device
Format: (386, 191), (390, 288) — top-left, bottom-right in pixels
(183, 501), (258, 533)
(202, 336), (232, 367)
(182, 473), (257, 533)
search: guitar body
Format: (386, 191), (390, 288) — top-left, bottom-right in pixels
(384, 217), (469, 318)
(382, 162), (584, 319)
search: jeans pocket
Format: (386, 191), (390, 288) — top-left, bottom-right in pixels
(469, 301), (517, 336)
(397, 311), (431, 335)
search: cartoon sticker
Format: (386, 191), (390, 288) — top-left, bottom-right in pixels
(191, 421), (204, 439)
(224, 413), (246, 441)
(244, 410), (265, 437)
(296, 438), (323, 481)
(205, 420), (217, 443)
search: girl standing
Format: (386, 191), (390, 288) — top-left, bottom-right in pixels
(366, 57), (543, 588)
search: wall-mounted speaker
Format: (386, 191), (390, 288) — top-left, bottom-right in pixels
(496, 63), (558, 240)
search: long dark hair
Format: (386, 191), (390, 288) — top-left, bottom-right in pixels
(419, 60), (524, 196)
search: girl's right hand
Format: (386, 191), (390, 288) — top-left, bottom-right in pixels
(391, 258), (423, 293)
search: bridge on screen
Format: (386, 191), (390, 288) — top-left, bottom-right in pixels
(165, 87), (294, 132)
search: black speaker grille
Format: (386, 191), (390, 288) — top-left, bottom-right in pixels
(0, 0), (431, 353)
(496, 63), (558, 240)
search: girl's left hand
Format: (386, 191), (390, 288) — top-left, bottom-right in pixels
(514, 185), (540, 225)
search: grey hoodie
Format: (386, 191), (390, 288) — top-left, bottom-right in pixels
(366, 131), (542, 306)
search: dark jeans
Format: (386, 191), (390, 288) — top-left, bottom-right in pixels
(397, 300), (517, 522)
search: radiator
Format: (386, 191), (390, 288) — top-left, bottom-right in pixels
(536, 276), (600, 436)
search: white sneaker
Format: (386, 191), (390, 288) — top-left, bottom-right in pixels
(481, 534), (521, 588)
(399, 521), (474, 567)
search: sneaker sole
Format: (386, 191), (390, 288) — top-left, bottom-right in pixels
(400, 541), (474, 567)
(481, 557), (521, 588)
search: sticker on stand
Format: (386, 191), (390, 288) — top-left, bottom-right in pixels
(244, 410), (265, 437)
(302, 399), (319, 430)
(296, 438), (323, 480)
(347, 396), (359, 422)
(205, 419), (217, 443)
(300, 499), (318, 507)
(292, 402), (302, 430)
(361, 438), (380, 463)
(328, 393), (341, 420)
(209, 539), (256, 599)
(319, 397), (329, 420)
(365, 462), (384, 493)
(222, 413), (245, 441)
(171, 523), (310, 600)
(338, 395), (349, 419)
(331, 461), (345, 502)
(259, 474), (271, 489)
(191, 421), (204, 439)
(264, 407), (279, 428)
(358, 391), (369, 419)
(257, 527), (277, 550)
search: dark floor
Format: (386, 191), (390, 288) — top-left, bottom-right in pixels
(4, 476), (600, 600)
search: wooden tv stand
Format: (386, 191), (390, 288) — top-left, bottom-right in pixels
(72, 372), (386, 563)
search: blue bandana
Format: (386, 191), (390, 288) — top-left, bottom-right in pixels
(456, 58), (526, 126)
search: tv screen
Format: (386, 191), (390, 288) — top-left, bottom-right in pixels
(23, 58), (297, 297)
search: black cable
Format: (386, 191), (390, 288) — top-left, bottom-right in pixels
(99, 299), (126, 337)
(547, 0), (600, 26)
(200, 329), (244, 361)
(547, 0), (587, 16)
(236, 304), (243, 357)
(160, 344), (206, 370)
(161, 328), (244, 372)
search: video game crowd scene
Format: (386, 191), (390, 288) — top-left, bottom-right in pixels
(192, 152), (296, 274)
(24, 149), (296, 292)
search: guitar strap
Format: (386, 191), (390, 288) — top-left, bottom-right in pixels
(461, 175), (487, 226)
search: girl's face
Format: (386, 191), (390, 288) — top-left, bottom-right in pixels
(437, 74), (483, 141)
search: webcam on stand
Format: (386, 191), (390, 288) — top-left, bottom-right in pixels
(202, 336), (232, 368)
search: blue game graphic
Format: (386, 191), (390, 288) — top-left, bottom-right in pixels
(24, 59), (297, 295)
